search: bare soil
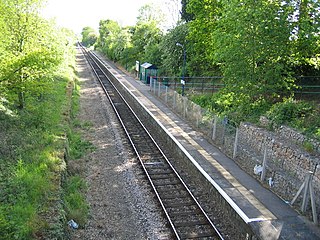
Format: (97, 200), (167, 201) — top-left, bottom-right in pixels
(68, 50), (172, 239)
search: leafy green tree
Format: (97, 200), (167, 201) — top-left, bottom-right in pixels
(215, 0), (293, 97)
(130, 4), (163, 66)
(159, 23), (189, 76)
(187, 0), (222, 76)
(97, 19), (122, 60)
(288, 0), (320, 76)
(137, 4), (164, 24)
(0, 0), (64, 109)
(181, 0), (194, 22)
(81, 26), (97, 47)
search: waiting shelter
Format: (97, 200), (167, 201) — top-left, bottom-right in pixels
(139, 62), (158, 84)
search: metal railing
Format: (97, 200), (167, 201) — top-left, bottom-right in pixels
(150, 77), (237, 157)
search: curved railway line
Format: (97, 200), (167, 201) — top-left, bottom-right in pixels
(79, 45), (224, 240)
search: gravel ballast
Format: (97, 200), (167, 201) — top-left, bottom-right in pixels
(68, 49), (172, 239)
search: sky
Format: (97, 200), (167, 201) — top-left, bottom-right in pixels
(41, 0), (180, 34)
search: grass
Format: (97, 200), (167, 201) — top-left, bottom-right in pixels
(63, 175), (89, 227)
(0, 46), (93, 238)
(0, 74), (70, 239)
(62, 75), (93, 230)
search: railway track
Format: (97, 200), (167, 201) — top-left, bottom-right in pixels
(79, 44), (224, 240)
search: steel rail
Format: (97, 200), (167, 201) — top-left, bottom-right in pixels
(79, 44), (224, 240)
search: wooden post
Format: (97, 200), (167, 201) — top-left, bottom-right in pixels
(291, 171), (318, 224)
(310, 179), (318, 224)
(301, 172), (311, 212)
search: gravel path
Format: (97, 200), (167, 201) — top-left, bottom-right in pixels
(69, 49), (172, 239)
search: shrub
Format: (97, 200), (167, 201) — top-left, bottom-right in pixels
(267, 98), (320, 140)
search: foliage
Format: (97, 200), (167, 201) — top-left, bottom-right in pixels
(67, 128), (95, 160)
(81, 26), (98, 47)
(92, 0), (320, 137)
(0, 73), (72, 239)
(181, 0), (194, 22)
(95, 4), (164, 70)
(187, 0), (222, 76)
(131, 20), (163, 66)
(0, 0), (66, 109)
(266, 98), (320, 139)
(159, 23), (189, 76)
(0, 1), (78, 238)
(184, 0), (319, 131)
(63, 175), (89, 227)
(97, 19), (123, 61)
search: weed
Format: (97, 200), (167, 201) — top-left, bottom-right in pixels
(63, 176), (89, 227)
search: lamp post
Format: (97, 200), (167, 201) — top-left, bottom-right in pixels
(176, 42), (186, 96)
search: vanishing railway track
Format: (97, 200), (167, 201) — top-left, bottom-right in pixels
(79, 44), (224, 240)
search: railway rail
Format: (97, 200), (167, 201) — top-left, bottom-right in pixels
(79, 44), (224, 240)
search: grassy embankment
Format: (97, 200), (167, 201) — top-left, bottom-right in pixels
(0, 48), (92, 239)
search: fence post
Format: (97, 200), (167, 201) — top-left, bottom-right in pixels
(165, 86), (168, 103)
(173, 91), (176, 110)
(233, 128), (239, 159)
(183, 96), (187, 119)
(310, 176), (318, 224)
(212, 115), (217, 141)
(196, 106), (200, 128)
(158, 81), (161, 97)
(260, 145), (268, 182)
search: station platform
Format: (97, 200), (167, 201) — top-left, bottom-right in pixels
(94, 53), (320, 239)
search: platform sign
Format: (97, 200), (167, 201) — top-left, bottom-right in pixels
(181, 79), (185, 85)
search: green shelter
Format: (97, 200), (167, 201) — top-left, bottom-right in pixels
(139, 62), (158, 84)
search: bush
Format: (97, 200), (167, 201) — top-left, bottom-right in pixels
(267, 98), (311, 125)
(267, 98), (320, 139)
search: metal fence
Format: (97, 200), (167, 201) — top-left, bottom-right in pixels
(154, 76), (320, 98)
(149, 77), (320, 224)
(150, 77), (237, 157)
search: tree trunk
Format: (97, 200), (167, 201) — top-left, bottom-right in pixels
(18, 91), (25, 109)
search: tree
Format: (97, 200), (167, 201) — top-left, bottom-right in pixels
(159, 23), (189, 76)
(131, 21), (163, 66)
(181, 0), (194, 22)
(81, 27), (97, 47)
(288, 0), (320, 76)
(0, 0), (64, 109)
(97, 19), (122, 60)
(130, 4), (164, 66)
(187, 0), (222, 76)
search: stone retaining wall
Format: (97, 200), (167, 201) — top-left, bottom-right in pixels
(237, 122), (320, 219)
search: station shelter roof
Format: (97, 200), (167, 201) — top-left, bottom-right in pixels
(141, 62), (158, 70)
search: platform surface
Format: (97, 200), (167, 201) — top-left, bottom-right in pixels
(95, 53), (320, 240)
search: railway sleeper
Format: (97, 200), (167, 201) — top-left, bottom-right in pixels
(174, 219), (210, 228)
(168, 209), (201, 217)
(148, 174), (176, 180)
(158, 191), (190, 198)
(182, 231), (219, 239)
(163, 199), (195, 208)
(153, 181), (182, 187)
